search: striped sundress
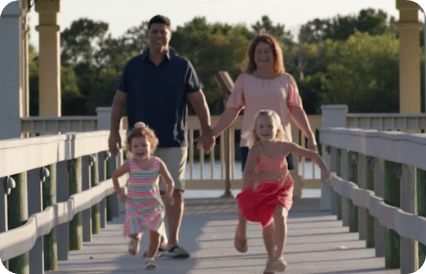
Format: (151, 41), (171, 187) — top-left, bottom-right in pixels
(123, 157), (166, 238)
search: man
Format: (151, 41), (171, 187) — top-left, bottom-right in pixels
(108, 15), (214, 259)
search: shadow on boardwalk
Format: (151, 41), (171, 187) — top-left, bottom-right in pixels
(52, 198), (400, 274)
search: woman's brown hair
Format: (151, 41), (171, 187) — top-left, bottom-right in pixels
(245, 34), (285, 75)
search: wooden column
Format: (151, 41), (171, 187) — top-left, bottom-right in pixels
(384, 161), (400, 268)
(68, 158), (82, 250)
(400, 164), (418, 273)
(373, 158), (386, 257)
(396, 0), (421, 113)
(35, 0), (61, 116)
(43, 164), (57, 270)
(348, 151), (358, 233)
(8, 172), (29, 274)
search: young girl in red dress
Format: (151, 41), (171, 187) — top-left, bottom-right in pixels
(236, 110), (331, 274)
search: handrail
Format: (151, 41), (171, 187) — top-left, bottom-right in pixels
(0, 176), (126, 261)
(328, 174), (426, 245)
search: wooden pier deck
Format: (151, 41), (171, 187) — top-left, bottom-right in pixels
(50, 197), (400, 274)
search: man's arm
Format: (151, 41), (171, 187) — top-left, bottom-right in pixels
(187, 90), (214, 153)
(108, 90), (127, 156)
(289, 107), (317, 151)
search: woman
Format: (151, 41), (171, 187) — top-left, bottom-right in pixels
(200, 34), (317, 253)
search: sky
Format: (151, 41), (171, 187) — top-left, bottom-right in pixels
(1, 0), (426, 50)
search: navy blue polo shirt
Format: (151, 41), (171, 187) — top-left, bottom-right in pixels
(115, 47), (203, 147)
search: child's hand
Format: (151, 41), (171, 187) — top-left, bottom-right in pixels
(321, 169), (331, 182)
(271, 170), (284, 181)
(163, 194), (174, 206)
(118, 192), (126, 202)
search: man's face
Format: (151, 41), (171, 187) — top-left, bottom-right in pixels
(148, 23), (172, 51)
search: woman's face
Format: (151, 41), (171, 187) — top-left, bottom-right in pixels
(254, 42), (274, 70)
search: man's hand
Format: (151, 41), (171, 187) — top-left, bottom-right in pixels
(196, 127), (215, 153)
(108, 131), (121, 156)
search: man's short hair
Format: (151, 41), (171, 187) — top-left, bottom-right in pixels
(148, 15), (171, 30)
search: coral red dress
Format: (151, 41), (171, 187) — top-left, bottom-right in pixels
(236, 153), (294, 227)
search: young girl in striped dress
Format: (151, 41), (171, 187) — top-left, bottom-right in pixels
(113, 122), (174, 270)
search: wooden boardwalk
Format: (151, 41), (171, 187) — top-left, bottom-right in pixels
(51, 198), (400, 274)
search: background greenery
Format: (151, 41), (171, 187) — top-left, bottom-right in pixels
(29, 8), (425, 116)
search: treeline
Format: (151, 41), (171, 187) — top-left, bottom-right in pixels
(28, 9), (425, 116)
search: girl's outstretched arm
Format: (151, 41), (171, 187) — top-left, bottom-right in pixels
(112, 162), (130, 202)
(242, 143), (284, 189)
(158, 159), (175, 205)
(286, 142), (331, 181)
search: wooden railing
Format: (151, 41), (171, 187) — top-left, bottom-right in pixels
(0, 131), (127, 274)
(319, 127), (426, 273)
(347, 113), (426, 132)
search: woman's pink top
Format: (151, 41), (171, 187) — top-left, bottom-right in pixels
(226, 73), (303, 147)
(236, 152), (294, 227)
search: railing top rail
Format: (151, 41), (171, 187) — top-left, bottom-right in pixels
(319, 127), (426, 170)
(347, 113), (426, 118)
(21, 116), (97, 121)
(0, 130), (126, 177)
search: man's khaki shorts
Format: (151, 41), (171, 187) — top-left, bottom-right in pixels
(154, 147), (187, 191)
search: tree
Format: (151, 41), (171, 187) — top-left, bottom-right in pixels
(298, 9), (397, 44)
(252, 15), (294, 46)
(171, 17), (252, 114)
(320, 32), (399, 113)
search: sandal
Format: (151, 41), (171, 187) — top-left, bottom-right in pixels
(145, 258), (156, 270)
(234, 236), (248, 253)
(128, 238), (140, 255)
(273, 256), (287, 272)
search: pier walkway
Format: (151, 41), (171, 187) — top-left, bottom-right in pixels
(50, 197), (400, 274)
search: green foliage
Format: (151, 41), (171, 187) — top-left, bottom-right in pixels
(171, 17), (253, 114)
(29, 9), (416, 117)
(320, 32), (399, 113)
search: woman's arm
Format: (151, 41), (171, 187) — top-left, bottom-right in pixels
(242, 143), (283, 189)
(289, 107), (317, 151)
(211, 107), (242, 138)
(112, 162), (130, 201)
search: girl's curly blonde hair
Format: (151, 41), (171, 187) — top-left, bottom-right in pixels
(126, 122), (159, 158)
(242, 110), (285, 148)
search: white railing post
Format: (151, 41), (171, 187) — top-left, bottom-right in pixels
(96, 107), (112, 130)
(0, 1), (23, 140)
(320, 105), (348, 210)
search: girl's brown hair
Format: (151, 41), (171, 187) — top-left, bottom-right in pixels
(245, 34), (285, 75)
(126, 122), (159, 156)
(242, 110), (285, 148)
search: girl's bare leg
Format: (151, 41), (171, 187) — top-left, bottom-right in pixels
(273, 206), (288, 258)
(234, 207), (248, 252)
(146, 230), (161, 258)
(263, 222), (276, 272)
